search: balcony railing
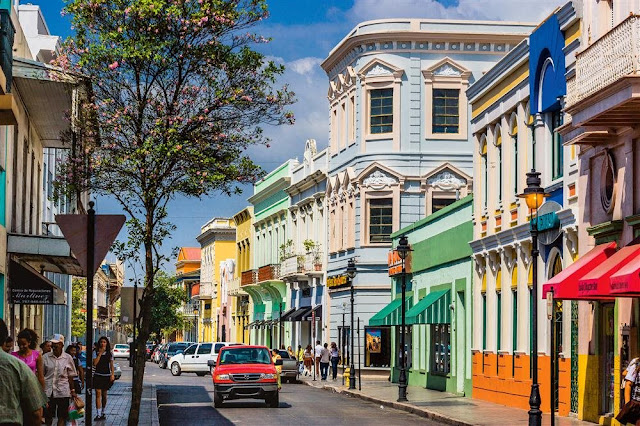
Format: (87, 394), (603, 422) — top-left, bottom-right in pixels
(241, 269), (257, 286)
(257, 264), (280, 282)
(568, 15), (640, 108)
(179, 301), (199, 317)
(228, 277), (246, 296)
(280, 253), (323, 278)
(199, 282), (213, 299)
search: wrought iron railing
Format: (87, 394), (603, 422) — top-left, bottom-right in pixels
(568, 15), (640, 107)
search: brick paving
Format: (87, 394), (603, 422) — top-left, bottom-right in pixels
(301, 375), (595, 426)
(76, 382), (159, 426)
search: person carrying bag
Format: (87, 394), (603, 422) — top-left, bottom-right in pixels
(617, 358), (640, 425)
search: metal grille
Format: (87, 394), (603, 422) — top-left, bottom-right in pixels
(231, 373), (261, 382)
(570, 301), (579, 414)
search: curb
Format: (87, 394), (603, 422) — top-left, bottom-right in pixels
(302, 380), (472, 426)
(150, 384), (160, 426)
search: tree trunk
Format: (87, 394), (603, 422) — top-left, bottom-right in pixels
(128, 226), (155, 425)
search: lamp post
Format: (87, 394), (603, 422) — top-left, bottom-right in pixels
(518, 169), (548, 426)
(395, 235), (411, 402)
(346, 258), (357, 389)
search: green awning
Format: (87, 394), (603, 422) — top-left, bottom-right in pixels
(369, 296), (413, 326)
(406, 289), (451, 325)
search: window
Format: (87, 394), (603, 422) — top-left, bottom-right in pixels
(431, 323), (451, 375)
(496, 131), (503, 203)
(183, 345), (197, 355)
(197, 343), (212, 354)
(512, 288), (517, 377)
(552, 111), (563, 180)
(370, 88), (393, 134)
(369, 198), (393, 243)
(338, 326), (351, 366)
(396, 326), (412, 369)
(511, 120), (519, 195)
(432, 89), (460, 134)
(496, 291), (501, 374)
(432, 197), (456, 213)
(349, 95), (355, 142)
(481, 140), (488, 209)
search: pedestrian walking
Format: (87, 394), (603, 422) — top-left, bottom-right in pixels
(271, 349), (282, 390)
(66, 345), (84, 395)
(618, 355), (640, 425)
(2, 335), (13, 353)
(330, 342), (340, 381)
(12, 328), (45, 389)
(296, 344), (304, 375)
(92, 336), (115, 421)
(314, 340), (323, 377)
(303, 345), (313, 376)
(319, 343), (330, 381)
(39, 341), (51, 355)
(287, 345), (294, 359)
(0, 319), (48, 426)
(42, 334), (77, 426)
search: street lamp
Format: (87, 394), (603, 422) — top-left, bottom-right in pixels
(346, 258), (357, 389)
(518, 169), (548, 426)
(396, 235), (412, 402)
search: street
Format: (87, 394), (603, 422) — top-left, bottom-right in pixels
(117, 361), (437, 425)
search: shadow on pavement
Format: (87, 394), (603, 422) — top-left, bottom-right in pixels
(157, 385), (234, 426)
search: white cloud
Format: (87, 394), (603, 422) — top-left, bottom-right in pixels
(347, 0), (565, 23)
(288, 57), (323, 76)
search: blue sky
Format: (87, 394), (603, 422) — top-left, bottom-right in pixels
(22, 0), (564, 274)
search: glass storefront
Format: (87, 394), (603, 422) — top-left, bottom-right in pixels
(365, 326), (391, 367)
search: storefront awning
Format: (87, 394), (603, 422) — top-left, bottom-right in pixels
(278, 307), (297, 321)
(577, 245), (640, 298)
(611, 250), (640, 294)
(286, 306), (311, 322)
(7, 233), (84, 276)
(369, 296), (413, 326)
(8, 258), (66, 305)
(542, 242), (617, 300)
(245, 320), (259, 329)
(405, 289), (450, 325)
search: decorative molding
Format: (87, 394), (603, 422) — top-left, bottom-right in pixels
(434, 63), (461, 77)
(427, 170), (467, 191)
(362, 170), (398, 190)
(366, 64), (392, 77)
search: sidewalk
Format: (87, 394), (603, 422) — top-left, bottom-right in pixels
(77, 382), (159, 426)
(301, 375), (593, 426)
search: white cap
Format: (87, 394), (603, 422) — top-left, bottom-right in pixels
(49, 334), (65, 344)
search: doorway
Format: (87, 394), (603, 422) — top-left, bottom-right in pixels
(601, 303), (615, 415)
(456, 291), (466, 395)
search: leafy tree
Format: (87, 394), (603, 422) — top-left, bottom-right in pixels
(150, 271), (187, 341)
(54, 1), (294, 423)
(71, 278), (87, 339)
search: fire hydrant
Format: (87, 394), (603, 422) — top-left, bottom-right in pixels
(345, 367), (351, 387)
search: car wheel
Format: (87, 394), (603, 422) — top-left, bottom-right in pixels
(171, 362), (182, 376)
(267, 393), (279, 408)
(213, 393), (224, 408)
(196, 372), (206, 377)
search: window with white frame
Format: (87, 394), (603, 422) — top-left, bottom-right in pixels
(370, 88), (393, 134)
(368, 198), (393, 243)
(432, 89), (460, 134)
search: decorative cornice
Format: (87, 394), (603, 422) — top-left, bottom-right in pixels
(427, 170), (467, 191)
(362, 170), (398, 190)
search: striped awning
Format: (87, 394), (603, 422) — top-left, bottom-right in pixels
(369, 296), (413, 326)
(406, 289), (450, 325)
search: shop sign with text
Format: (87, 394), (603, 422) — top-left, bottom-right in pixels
(327, 274), (349, 289)
(388, 250), (412, 276)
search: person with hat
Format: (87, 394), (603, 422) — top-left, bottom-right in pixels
(0, 319), (47, 426)
(42, 334), (77, 426)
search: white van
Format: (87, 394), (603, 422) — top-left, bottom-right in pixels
(169, 342), (242, 376)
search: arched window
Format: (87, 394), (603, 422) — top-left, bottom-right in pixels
(510, 114), (519, 197)
(494, 127), (503, 203)
(480, 136), (488, 209)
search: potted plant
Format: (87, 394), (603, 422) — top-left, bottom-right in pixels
(297, 255), (306, 272)
(279, 239), (295, 262)
(303, 239), (322, 271)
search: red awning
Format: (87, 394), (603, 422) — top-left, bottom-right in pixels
(610, 250), (640, 294)
(542, 242), (617, 300)
(577, 245), (640, 298)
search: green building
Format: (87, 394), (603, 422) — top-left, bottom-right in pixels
(370, 195), (473, 396)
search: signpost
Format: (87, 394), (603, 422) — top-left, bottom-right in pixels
(56, 202), (125, 426)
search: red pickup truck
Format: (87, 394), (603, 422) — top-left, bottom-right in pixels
(212, 345), (282, 408)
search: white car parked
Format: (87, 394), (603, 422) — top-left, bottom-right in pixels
(113, 344), (130, 360)
(169, 342), (242, 376)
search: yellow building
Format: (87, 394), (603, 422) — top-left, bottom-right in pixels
(230, 207), (254, 344)
(175, 247), (201, 342)
(197, 218), (236, 342)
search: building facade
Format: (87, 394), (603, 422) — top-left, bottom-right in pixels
(245, 159), (297, 348)
(467, 2), (581, 417)
(322, 18), (533, 372)
(375, 196), (473, 395)
(230, 207), (253, 344)
(281, 140), (328, 350)
(175, 247), (200, 342)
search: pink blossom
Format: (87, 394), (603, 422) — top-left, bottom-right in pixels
(108, 61), (119, 70)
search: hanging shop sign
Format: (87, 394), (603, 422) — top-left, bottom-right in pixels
(388, 250), (412, 276)
(10, 287), (53, 304)
(534, 200), (562, 245)
(327, 274), (349, 289)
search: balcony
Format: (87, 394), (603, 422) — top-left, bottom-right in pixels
(565, 15), (640, 129)
(199, 282), (213, 300)
(179, 301), (199, 317)
(280, 254), (324, 280)
(228, 277), (246, 296)
(241, 269), (257, 286)
(257, 264), (280, 282)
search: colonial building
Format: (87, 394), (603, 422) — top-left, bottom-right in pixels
(322, 18), (534, 373)
(230, 207), (253, 344)
(175, 247), (200, 342)
(245, 159), (297, 348)
(196, 217), (235, 342)
(552, 0), (640, 422)
(94, 261), (126, 344)
(467, 2), (581, 417)
(281, 140), (328, 350)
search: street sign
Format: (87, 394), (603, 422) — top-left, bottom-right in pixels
(56, 214), (126, 274)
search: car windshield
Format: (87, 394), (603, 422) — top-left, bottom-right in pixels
(219, 347), (272, 365)
(169, 343), (189, 352)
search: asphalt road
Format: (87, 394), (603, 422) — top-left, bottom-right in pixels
(122, 360), (438, 425)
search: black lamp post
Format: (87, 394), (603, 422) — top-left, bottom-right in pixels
(346, 258), (357, 389)
(396, 235), (411, 402)
(518, 169), (548, 426)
